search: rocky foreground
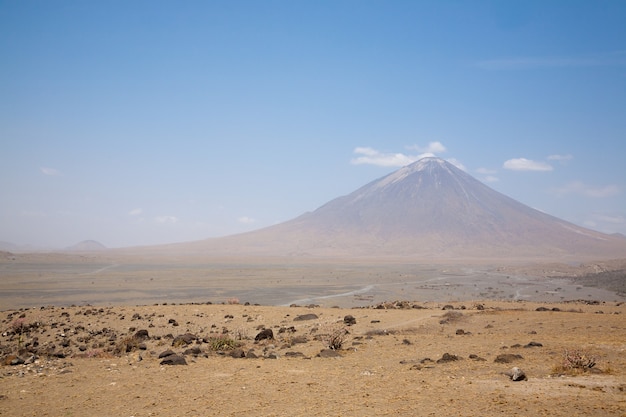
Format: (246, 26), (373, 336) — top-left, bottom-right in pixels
(1, 300), (625, 416)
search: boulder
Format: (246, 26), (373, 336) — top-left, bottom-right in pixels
(160, 354), (187, 366)
(504, 367), (527, 381)
(294, 313), (319, 321)
(255, 329), (274, 341)
(494, 353), (523, 364)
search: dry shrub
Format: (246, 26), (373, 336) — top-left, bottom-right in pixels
(552, 349), (598, 375)
(207, 334), (239, 351)
(317, 323), (349, 350)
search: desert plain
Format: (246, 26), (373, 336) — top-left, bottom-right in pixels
(1, 253), (625, 416)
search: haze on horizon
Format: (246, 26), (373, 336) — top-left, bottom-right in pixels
(1, 1), (625, 249)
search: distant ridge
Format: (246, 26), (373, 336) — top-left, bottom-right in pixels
(135, 158), (626, 261)
(66, 240), (107, 252)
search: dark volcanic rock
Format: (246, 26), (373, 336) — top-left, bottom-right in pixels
(524, 341), (543, 348)
(343, 315), (356, 326)
(436, 353), (459, 363)
(229, 348), (246, 358)
(285, 351), (306, 358)
(133, 329), (149, 340)
(172, 333), (196, 347)
(158, 349), (176, 359)
(317, 349), (342, 358)
(494, 353), (524, 364)
(160, 354), (187, 365)
(255, 329), (274, 341)
(294, 313), (319, 321)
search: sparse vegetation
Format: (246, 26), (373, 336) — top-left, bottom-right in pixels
(318, 323), (349, 350)
(552, 349), (598, 375)
(207, 334), (239, 351)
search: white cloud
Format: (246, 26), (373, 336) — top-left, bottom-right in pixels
(482, 175), (499, 183)
(40, 167), (61, 176)
(238, 216), (256, 224)
(407, 141), (447, 154)
(155, 216), (179, 223)
(351, 142), (448, 167)
(503, 158), (553, 172)
(351, 147), (416, 167)
(555, 181), (620, 198)
(547, 154), (573, 161)
(129, 208), (143, 216)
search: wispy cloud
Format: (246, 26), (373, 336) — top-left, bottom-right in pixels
(351, 142), (449, 168)
(128, 208), (143, 216)
(351, 147), (416, 167)
(40, 167), (62, 176)
(474, 51), (626, 70)
(482, 175), (499, 183)
(237, 216), (256, 224)
(547, 154), (573, 162)
(476, 167), (497, 175)
(555, 181), (620, 198)
(155, 215), (179, 224)
(503, 158), (553, 172)
(407, 141), (447, 154)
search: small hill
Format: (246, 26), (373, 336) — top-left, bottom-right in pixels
(66, 240), (107, 252)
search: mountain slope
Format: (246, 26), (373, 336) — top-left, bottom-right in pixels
(156, 158), (626, 260)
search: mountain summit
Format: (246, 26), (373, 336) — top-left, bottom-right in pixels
(180, 157), (626, 260)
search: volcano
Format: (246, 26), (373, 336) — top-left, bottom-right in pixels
(168, 158), (626, 260)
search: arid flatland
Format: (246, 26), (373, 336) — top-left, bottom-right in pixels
(1, 300), (625, 416)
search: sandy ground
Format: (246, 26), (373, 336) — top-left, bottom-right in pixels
(1, 254), (624, 310)
(1, 300), (625, 417)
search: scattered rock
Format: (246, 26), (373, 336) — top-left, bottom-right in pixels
(469, 354), (486, 361)
(436, 353), (459, 363)
(172, 333), (196, 347)
(494, 353), (524, 364)
(290, 335), (308, 345)
(184, 346), (202, 356)
(504, 367), (527, 381)
(284, 351), (306, 358)
(160, 354), (187, 365)
(294, 314), (319, 321)
(255, 328), (274, 341)
(158, 349), (176, 359)
(317, 349), (342, 358)
(133, 329), (149, 340)
(229, 348), (246, 358)
(343, 315), (356, 326)
(524, 341), (543, 348)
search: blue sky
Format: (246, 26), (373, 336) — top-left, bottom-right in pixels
(1, 1), (625, 249)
